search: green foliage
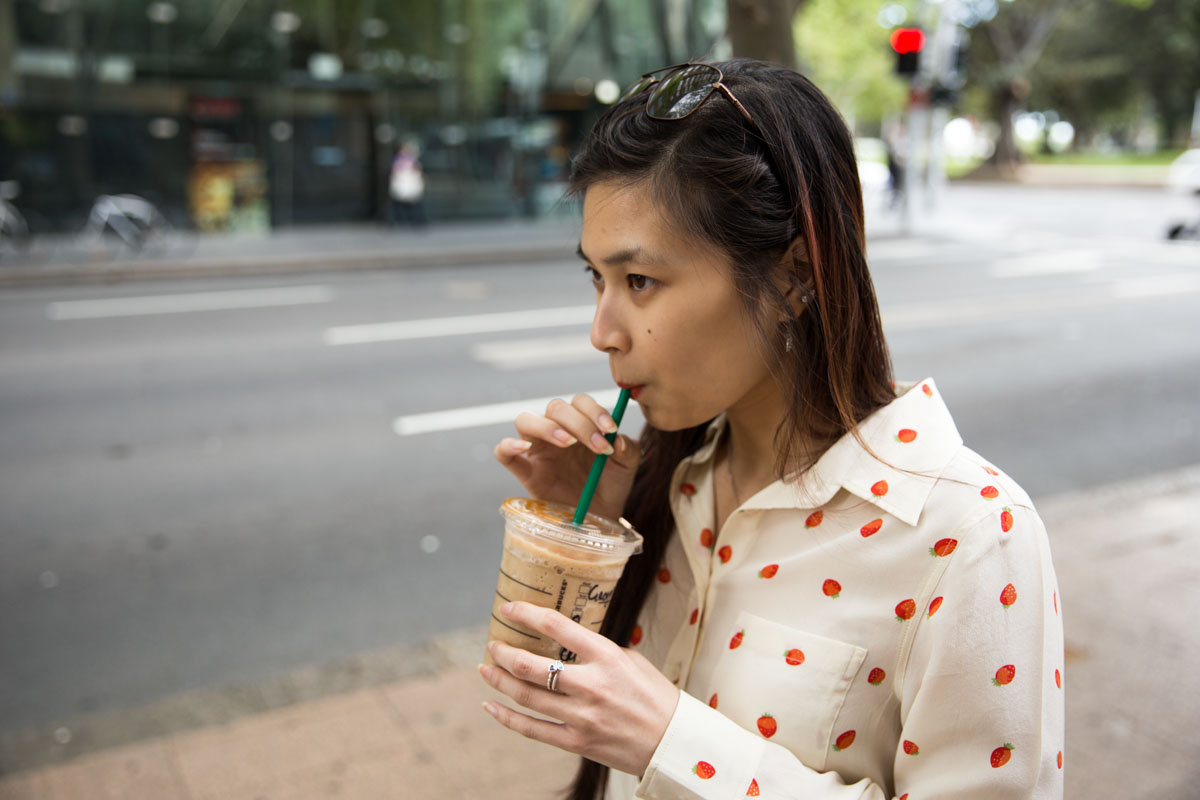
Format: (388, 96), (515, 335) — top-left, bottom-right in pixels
(793, 0), (908, 127)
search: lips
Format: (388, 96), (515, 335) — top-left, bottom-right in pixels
(616, 382), (645, 400)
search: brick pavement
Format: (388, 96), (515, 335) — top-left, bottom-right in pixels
(2, 465), (1198, 799)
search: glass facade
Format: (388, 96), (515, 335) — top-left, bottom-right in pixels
(0, 0), (728, 233)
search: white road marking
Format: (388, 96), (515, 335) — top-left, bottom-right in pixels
(990, 250), (1102, 278)
(471, 335), (601, 371)
(325, 305), (593, 346)
(394, 388), (621, 436)
(46, 285), (335, 320)
(1109, 274), (1200, 299)
(47, 283), (336, 316)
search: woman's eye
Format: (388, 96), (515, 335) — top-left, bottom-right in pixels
(627, 273), (655, 291)
(584, 266), (603, 286)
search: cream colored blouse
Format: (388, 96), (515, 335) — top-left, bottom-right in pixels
(606, 379), (1065, 799)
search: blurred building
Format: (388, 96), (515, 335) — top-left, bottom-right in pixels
(0, 0), (728, 233)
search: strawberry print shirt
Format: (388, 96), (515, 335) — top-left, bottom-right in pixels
(606, 379), (1065, 800)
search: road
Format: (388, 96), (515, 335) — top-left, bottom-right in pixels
(1, 183), (1198, 737)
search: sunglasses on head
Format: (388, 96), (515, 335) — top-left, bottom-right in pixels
(619, 62), (759, 130)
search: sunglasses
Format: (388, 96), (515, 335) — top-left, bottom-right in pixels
(619, 62), (758, 129)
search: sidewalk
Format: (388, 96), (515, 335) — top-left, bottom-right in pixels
(2, 465), (1197, 799)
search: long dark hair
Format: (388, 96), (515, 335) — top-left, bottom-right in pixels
(564, 59), (895, 799)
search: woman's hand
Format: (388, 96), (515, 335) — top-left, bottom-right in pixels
(493, 394), (640, 522)
(480, 601), (680, 777)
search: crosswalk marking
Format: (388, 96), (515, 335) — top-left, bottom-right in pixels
(393, 388), (621, 436)
(47, 285), (334, 320)
(324, 305), (593, 346)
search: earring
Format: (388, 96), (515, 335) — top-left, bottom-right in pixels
(800, 292), (811, 304)
(785, 332), (794, 352)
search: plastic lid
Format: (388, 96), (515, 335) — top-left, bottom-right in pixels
(500, 497), (643, 556)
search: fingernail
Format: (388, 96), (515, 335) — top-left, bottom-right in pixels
(482, 701), (497, 716)
(478, 663), (493, 680)
(501, 602), (514, 616)
(553, 429), (576, 445)
(487, 639), (498, 654)
(599, 414), (618, 434)
(591, 433), (615, 454)
(510, 439), (532, 452)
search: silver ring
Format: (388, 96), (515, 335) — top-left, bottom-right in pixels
(546, 660), (565, 693)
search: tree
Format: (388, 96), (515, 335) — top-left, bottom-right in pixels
(726, 0), (806, 68)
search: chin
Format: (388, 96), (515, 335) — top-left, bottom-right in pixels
(640, 403), (713, 433)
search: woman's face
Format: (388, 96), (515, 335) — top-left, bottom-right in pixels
(580, 180), (781, 431)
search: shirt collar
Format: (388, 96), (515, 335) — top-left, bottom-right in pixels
(688, 379), (962, 527)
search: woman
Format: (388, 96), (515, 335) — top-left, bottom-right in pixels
(481, 59), (1064, 799)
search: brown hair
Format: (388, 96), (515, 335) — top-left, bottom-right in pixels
(564, 59), (895, 798)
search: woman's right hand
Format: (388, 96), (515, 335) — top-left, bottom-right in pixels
(493, 394), (641, 522)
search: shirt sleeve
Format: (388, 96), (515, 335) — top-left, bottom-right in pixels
(632, 503), (1064, 800)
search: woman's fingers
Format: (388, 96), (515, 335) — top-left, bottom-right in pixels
(513, 410), (578, 448)
(493, 437), (534, 481)
(479, 658), (571, 719)
(498, 602), (610, 664)
(545, 398), (613, 455)
(481, 698), (577, 752)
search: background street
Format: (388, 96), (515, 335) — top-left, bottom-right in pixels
(2, 182), (1198, 746)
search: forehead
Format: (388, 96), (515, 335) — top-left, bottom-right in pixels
(579, 181), (707, 268)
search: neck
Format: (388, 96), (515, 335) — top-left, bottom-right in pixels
(723, 378), (791, 496)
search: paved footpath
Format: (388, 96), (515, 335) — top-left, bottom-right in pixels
(1, 465), (1197, 799)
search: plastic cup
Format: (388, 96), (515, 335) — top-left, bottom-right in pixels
(486, 497), (643, 664)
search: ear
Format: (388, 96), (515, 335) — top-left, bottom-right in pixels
(775, 238), (815, 319)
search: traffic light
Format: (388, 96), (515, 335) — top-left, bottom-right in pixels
(890, 28), (925, 77)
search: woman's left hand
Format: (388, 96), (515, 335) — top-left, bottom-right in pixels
(480, 601), (681, 777)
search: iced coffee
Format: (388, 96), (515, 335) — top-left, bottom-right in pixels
(486, 497), (643, 664)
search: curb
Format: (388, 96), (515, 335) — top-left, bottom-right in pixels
(0, 242), (574, 289)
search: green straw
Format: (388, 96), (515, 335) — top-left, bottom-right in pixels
(573, 388), (632, 525)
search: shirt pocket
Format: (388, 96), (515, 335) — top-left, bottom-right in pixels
(706, 611), (867, 772)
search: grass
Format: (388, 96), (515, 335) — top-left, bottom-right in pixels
(1026, 149), (1185, 166)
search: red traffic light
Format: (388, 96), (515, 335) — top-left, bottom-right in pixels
(890, 28), (925, 55)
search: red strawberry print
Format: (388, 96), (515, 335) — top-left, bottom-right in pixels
(756, 714), (777, 738)
(708, 693), (718, 709)
(895, 598), (916, 621)
(1054, 591), (1058, 615)
(784, 648), (805, 666)
(1055, 668), (1062, 688)
(903, 740), (920, 756)
(981, 485), (1000, 499)
(927, 596), (943, 616)
(929, 538), (958, 557)
(984, 465), (1000, 476)
(758, 564), (779, 579)
(699, 528), (714, 549)
(871, 480), (889, 496)
(823, 579), (842, 598)
(1000, 507), (1014, 533)
(657, 567), (671, 584)
(1057, 751), (1063, 769)
(630, 625), (643, 646)
(729, 629), (744, 649)
(689, 608), (699, 625)
(896, 428), (917, 443)
(693, 761), (716, 779)
(833, 730), (856, 751)
(806, 510), (823, 528)
(1001, 583), (1017, 608)
(868, 667), (886, 685)
(860, 518), (883, 537)
(993, 664), (1016, 686)
(746, 778), (760, 796)
(899, 795), (909, 800)
(922, 382), (933, 397)
(718, 545), (733, 563)
(991, 743), (1014, 768)
(680, 482), (696, 497)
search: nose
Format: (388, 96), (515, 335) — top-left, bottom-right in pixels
(590, 290), (631, 354)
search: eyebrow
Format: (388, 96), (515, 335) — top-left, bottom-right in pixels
(576, 242), (667, 267)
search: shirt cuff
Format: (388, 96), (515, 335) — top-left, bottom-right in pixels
(635, 690), (765, 799)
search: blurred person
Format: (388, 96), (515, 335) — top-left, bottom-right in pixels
(387, 141), (427, 228)
(481, 60), (1065, 799)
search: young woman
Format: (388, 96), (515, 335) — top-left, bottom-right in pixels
(482, 59), (1064, 800)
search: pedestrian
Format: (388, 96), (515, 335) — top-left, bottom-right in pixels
(483, 59), (1064, 800)
(388, 141), (427, 228)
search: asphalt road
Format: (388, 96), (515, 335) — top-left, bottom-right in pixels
(1, 184), (1198, 736)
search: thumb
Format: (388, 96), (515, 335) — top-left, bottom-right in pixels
(611, 434), (641, 469)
